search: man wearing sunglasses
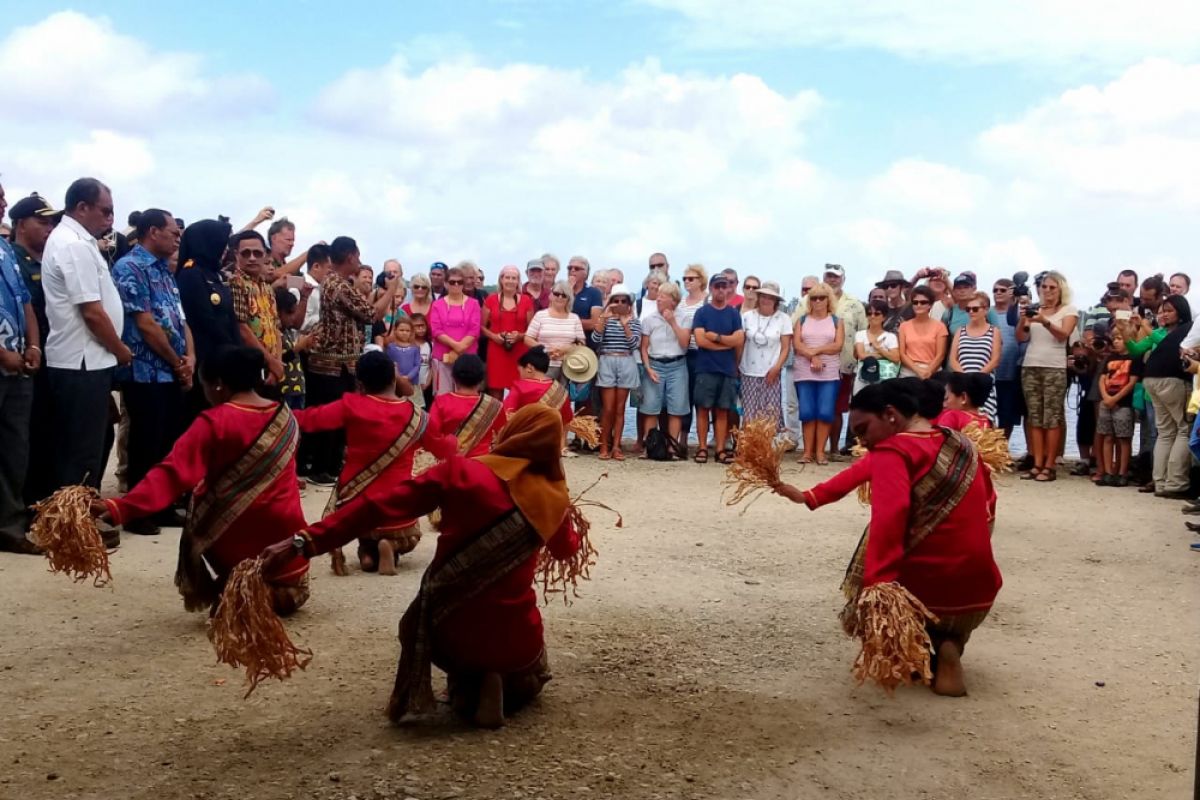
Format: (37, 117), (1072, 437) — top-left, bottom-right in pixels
(944, 272), (1000, 336)
(41, 178), (131, 513)
(228, 230), (286, 388)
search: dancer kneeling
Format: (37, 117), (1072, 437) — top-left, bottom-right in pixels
(91, 347), (311, 615)
(261, 405), (581, 727)
(295, 351), (455, 576)
(773, 379), (1002, 696)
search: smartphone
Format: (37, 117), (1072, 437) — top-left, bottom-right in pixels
(285, 275), (306, 290)
(1115, 309), (1132, 321)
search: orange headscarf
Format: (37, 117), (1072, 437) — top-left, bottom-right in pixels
(474, 405), (569, 541)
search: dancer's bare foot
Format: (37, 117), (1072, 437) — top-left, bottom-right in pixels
(932, 640), (967, 697)
(330, 548), (350, 576)
(359, 552), (377, 573)
(378, 540), (397, 576)
(474, 672), (505, 729)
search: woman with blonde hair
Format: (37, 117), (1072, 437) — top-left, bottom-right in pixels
(1016, 270), (1077, 482)
(403, 273), (434, 318)
(793, 282), (845, 464)
(482, 264), (534, 397)
(678, 263), (709, 447)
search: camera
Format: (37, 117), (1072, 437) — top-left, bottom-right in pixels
(1023, 303), (1040, 318)
(1012, 271), (1030, 299)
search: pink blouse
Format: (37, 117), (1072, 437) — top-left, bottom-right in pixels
(794, 314), (840, 382)
(429, 297), (482, 359)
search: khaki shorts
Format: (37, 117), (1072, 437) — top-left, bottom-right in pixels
(1021, 366), (1067, 428)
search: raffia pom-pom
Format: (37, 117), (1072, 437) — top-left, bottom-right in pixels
(849, 582), (939, 695)
(566, 415), (601, 448)
(29, 485), (112, 587)
(722, 417), (786, 513)
(961, 422), (1013, 474)
(537, 473), (620, 605)
(208, 558), (312, 698)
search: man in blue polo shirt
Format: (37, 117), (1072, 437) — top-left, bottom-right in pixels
(943, 271), (1000, 334)
(691, 273), (744, 463)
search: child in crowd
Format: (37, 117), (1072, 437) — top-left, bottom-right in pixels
(410, 313), (434, 410)
(294, 351), (454, 575)
(503, 346), (572, 449)
(937, 372), (994, 430)
(386, 317), (423, 409)
(274, 287), (308, 410)
(428, 354), (505, 456)
(1096, 330), (1142, 487)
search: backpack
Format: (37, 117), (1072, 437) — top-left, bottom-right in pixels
(644, 428), (673, 461)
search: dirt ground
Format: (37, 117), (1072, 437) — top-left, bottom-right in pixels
(1, 456), (1196, 800)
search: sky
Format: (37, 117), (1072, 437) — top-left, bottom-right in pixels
(2, 2), (1198, 304)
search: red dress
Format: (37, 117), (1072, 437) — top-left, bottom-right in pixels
(862, 431), (1001, 616)
(483, 293), (533, 390)
(502, 378), (572, 426)
(303, 457), (580, 673)
(935, 408), (992, 430)
(107, 402), (309, 585)
(428, 392), (505, 457)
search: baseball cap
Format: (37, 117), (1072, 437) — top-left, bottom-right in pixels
(8, 193), (60, 222)
(430, 261), (448, 272)
(526, 259), (544, 271)
(709, 274), (730, 287)
(953, 271), (977, 287)
(823, 263), (845, 278)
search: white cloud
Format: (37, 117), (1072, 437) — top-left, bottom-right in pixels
(979, 59), (1200, 205)
(643, 0), (1200, 65)
(0, 11), (271, 129)
(866, 159), (989, 215)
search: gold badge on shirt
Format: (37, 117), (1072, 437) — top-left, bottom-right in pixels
(210, 292), (221, 305)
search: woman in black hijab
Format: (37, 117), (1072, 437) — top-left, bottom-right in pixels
(176, 219), (240, 418)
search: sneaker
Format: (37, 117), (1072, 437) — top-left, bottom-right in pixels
(1156, 489), (1191, 500)
(308, 472), (338, 487)
(1, 535), (44, 555)
(1190, 542), (1200, 551)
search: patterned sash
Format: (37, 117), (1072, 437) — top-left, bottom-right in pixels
(537, 379), (568, 414)
(323, 405), (428, 517)
(175, 403), (298, 612)
(840, 429), (979, 603)
(455, 394), (503, 454)
(387, 508), (542, 721)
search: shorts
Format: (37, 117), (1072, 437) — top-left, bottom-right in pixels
(835, 372), (855, 414)
(596, 355), (639, 389)
(1020, 366), (1068, 428)
(1076, 397), (1097, 448)
(994, 378), (1025, 430)
(796, 379), (839, 423)
(1097, 404), (1135, 438)
(692, 372), (739, 410)
(640, 356), (690, 415)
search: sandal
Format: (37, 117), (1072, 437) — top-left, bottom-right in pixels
(716, 450), (735, 465)
(612, 450), (626, 461)
(1020, 468), (1042, 480)
(1035, 470), (1056, 482)
(598, 449), (612, 461)
(693, 448), (709, 464)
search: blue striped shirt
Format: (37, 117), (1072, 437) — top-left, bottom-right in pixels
(589, 315), (642, 354)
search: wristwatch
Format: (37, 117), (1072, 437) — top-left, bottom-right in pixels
(291, 533), (309, 557)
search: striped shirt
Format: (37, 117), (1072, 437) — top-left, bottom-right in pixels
(526, 310), (585, 366)
(589, 315), (642, 355)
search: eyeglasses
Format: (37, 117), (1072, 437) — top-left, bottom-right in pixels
(239, 249), (265, 259)
(744, 283), (760, 291)
(447, 279), (464, 286)
(650, 262), (667, 269)
(966, 306), (984, 312)
(610, 297), (631, 304)
(683, 276), (700, 282)
(911, 300), (931, 307)
(568, 265), (587, 272)
(552, 291), (569, 299)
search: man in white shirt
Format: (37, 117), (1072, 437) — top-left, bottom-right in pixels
(301, 244), (332, 332)
(41, 178), (131, 497)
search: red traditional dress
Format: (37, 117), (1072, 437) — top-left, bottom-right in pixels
(301, 455), (580, 719)
(934, 408), (992, 430)
(428, 391), (505, 456)
(295, 394), (456, 558)
(483, 293), (533, 391)
(502, 377), (572, 426)
(104, 401), (310, 613)
(838, 430), (1001, 649)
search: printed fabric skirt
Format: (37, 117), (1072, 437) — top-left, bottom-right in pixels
(741, 375), (783, 431)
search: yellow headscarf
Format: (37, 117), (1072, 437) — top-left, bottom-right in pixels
(474, 405), (569, 541)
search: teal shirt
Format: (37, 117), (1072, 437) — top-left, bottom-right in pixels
(1124, 326), (1167, 358)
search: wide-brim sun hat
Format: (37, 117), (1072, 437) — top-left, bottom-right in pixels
(561, 345), (599, 383)
(607, 282), (634, 300)
(755, 281), (785, 300)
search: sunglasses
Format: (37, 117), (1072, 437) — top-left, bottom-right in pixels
(911, 300), (931, 307)
(967, 306), (984, 312)
(552, 291), (569, 299)
(744, 284), (760, 291)
(650, 263), (667, 269)
(867, 310), (884, 317)
(568, 265), (587, 272)
(683, 276), (700, 282)
(239, 248), (265, 259)
(809, 295), (829, 301)
(447, 279), (464, 286)
(993, 287), (1011, 293)
(414, 285), (429, 290)
(881, 282), (902, 289)
(610, 297), (631, 304)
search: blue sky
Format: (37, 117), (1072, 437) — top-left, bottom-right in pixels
(3, 3), (1198, 303)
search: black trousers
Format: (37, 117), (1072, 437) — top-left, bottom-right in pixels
(0, 374), (33, 545)
(124, 381), (186, 489)
(305, 367), (355, 476)
(47, 366), (114, 491)
(22, 367), (55, 506)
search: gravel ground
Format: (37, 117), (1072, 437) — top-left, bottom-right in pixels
(0, 457), (1196, 800)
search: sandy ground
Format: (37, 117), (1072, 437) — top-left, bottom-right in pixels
(1, 455), (1197, 800)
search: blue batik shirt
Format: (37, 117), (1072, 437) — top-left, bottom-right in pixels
(0, 239), (31, 372)
(113, 245), (187, 383)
